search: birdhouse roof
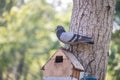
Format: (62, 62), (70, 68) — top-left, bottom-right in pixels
(41, 48), (84, 71)
(62, 49), (84, 71)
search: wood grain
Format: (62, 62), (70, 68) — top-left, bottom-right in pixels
(43, 49), (73, 77)
(70, 0), (115, 80)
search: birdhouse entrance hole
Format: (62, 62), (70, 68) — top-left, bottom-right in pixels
(55, 56), (63, 63)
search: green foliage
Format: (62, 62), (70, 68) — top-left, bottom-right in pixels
(115, 0), (120, 25)
(106, 0), (120, 79)
(0, 0), (16, 26)
(108, 30), (120, 80)
(116, 0), (120, 17)
(0, 0), (120, 80)
(0, 0), (71, 80)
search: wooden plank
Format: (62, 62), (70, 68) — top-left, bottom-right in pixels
(72, 69), (80, 79)
(52, 49), (67, 59)
(63, 50), (84, 71)
(76, 70), (80, 79)
(42, 48), (84, 71)
(42, 48), (84, 78)
(41, 49), (68, 70)
(44, 59), (73, 77)
(43, 48), (74, 77)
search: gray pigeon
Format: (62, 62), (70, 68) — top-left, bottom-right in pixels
(55, 25), (94, 45)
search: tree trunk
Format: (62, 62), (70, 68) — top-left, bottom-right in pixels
(0, 69), (3, 80)
(16, 56), (25, 80)
(70, 0), (115, 80)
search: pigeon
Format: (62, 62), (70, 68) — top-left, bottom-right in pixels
(55, 25), (94, 45)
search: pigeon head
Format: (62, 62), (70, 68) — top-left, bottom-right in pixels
(55, 25), (65, 32)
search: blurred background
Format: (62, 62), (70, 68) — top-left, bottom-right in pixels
(0, 0), (119, 80)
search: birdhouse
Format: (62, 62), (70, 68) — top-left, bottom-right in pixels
(41, 48), (84, 80)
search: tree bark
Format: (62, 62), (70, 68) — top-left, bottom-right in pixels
(16, 56), (25, 80)
(70, 0), (115, 80)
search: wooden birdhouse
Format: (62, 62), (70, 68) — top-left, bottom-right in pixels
(41, 48), (84, 80)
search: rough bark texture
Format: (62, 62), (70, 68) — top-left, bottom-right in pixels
(70, 0), (115, 80)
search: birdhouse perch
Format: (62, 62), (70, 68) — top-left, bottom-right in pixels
(41, 48), (84, 80)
